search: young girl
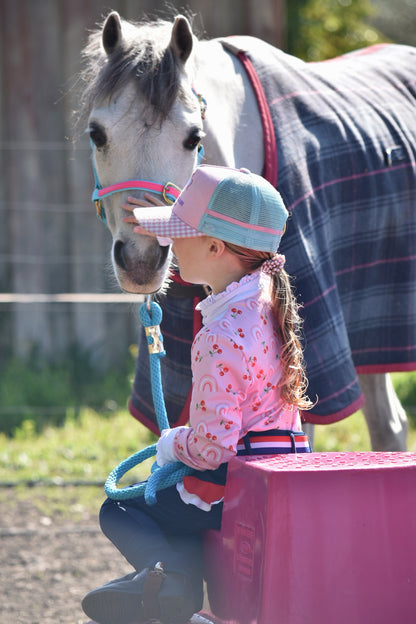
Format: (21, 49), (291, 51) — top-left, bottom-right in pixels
(82, 165), (312, 624)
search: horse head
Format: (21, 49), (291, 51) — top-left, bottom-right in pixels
(80, 12), (207, 293)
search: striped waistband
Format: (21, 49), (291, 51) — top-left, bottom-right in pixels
(237, 430), (312, 455)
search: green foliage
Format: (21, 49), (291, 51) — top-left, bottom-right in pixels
(392, 372), (416, 427)
(286, 0), (387, 61)
(313, 373), (416, 450)
(0, 345), (135, 436)
(314, 409), (371, 451)
(0, 408), (156, 486)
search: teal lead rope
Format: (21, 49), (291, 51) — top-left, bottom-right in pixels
(103, 142), (205, 504)
(104, 297), (193, 505)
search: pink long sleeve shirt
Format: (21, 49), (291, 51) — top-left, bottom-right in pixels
(170, 270), (301, 473)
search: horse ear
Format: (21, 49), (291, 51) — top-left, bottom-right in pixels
(102, 11), (123, 55)
(170, 16), (194, 64)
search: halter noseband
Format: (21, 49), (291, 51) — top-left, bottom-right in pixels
(91, 166), (183, 226)
(91, 88), (206, 227)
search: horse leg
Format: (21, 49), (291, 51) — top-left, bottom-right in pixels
(302, 422), (315, 448)
(359, 373), (408, 451)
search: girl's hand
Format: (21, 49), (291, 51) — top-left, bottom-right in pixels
(124, 194), (173, 246)
(122, 193), (164, 225)
(156, 428), (178, 466)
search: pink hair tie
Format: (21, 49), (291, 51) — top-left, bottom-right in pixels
(262, 253), (286, 275)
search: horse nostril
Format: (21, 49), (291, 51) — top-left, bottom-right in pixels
(113, 239), (128, 271)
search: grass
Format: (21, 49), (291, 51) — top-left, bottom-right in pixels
(0, 408), (157, 485)
(314, 408), (416, 452)
(1, 370), (416, 517)
(0, 408), (158, 519)
(1, 403), (416, 484)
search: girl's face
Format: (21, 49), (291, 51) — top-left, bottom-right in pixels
(171, 236), (209, 285)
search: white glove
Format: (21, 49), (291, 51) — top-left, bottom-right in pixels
(156, 428), (178, 466)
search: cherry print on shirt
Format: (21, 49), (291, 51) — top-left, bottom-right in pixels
(220, 419), (235, 430)
(205, 432), (218, 441)
(232, 341), (244, 351)
(264, 417), (276, 426)
(230, 307), (243, 319)
(264, 382), (276, 393)
(260, 313), (268, 325)
(225, 383), (238, 395)
(252, 399), (262, 412)
(209, 343), (223, 356)
(242, 370), (252, 382)
(217, 363), (230, 376)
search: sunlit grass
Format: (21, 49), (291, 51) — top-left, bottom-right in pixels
(0, 407), (158, 516)
(0, 408), (157, 485)
(2, 364), (415, 523)
(1, 402), (416, 490)
(313, 410), (371, 452)
(314, 408), (416, 452)
(1, 368), (415, 494)
(1, 399), (416, 517)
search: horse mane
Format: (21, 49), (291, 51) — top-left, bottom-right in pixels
(78, 17), (192, 126)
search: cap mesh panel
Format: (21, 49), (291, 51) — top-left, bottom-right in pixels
(208, 179), (284, 229)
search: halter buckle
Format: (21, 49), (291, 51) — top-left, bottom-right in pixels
(162, 182), (181, 205)
(94, 198), (107, 224)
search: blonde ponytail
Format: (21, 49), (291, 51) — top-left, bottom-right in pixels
(223, 242), (313, 411)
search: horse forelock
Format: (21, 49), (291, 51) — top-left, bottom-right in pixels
(79, 19), (188, 125)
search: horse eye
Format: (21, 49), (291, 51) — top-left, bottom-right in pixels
(89, 124), (107, 149)
(183, 131), (202, 151)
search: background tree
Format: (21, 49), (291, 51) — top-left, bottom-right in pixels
(286, 0), (387, 60)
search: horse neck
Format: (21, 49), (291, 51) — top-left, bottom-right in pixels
(194, 39), (264, 174)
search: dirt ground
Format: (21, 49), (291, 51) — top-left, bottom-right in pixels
(0, 487), (218, 624)
(0, 487), (131, 624)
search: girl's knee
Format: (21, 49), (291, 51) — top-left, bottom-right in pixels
(99, 497), (120, 535)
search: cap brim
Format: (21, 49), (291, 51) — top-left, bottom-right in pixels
(133, 207), (204, 239)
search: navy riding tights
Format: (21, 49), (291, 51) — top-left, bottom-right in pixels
(99, 484), (223, 610)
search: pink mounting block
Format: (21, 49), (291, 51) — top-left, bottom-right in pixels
(203, 452), (416, 624)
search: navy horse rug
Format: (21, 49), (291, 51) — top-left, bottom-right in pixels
(130, 41), (416, 431)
